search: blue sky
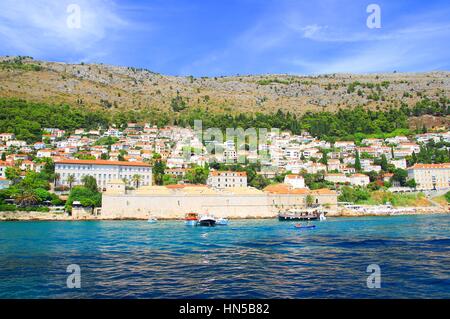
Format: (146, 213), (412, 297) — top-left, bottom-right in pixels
(0, 0), (449, 76)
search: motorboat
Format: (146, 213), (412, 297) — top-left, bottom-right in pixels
(147, 216), (158, 223)
(216, 218), (229, 226)
(185, 212), (199, 226)
(319, 213), (327, 221)
(278, 209), (320, 221)
(198, 215), (216, 227)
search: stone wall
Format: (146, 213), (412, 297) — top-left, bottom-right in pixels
(101, 192), (338, 219)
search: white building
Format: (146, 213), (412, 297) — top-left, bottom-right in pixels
(55, 159), (152, 189)
(390, 158), (407, 169)
(325, 173), (370, 186)
(6, 140), (27, 148)
(284, 175), (306, 189)
(348, 174), (370, 186)
(325, 173), (348, 184)
(305, 162), (327, 174)
(407, 163), (450, 190)
(207, 171), (247, 189)
(0, 133), (15, 142)
(334, 141), (355, 151)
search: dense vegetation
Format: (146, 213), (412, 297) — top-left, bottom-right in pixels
(0, 95), (448, 144)
(175, 98), (448, 142)
(407, 140), (450, 165)
(0, 99), (109, 142)
(338, 186), (429, 207)
(65, 176), (102, 211)
(0, 159), (63, 212)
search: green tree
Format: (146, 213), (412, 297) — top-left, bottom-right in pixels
(81, 175), (98, 192)
(67, 174), (76, 190)
(53, 173), (60, 188)
(5, 167), (21, 183)
(405, 179), (417, 189)
(153, 159), (166, 185)
(445, 191), (450, 203)
(319, 150), (328, 165)
(392, 169), (408, 187)
(249, 174), (271, 190)
(132, 174), (142, 189)
(380, 154), (389, 172)
(354, 150), (361, 172)
(185, 166), (209, 184)
(66, 186), (101, 211)
(14, 190), (39, 207)
(306, 195), (315, 207)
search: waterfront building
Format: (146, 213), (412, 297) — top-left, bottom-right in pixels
(207, 171), (247, 189)
(55, 159), (152, 189)
(407, 163), (450, 190)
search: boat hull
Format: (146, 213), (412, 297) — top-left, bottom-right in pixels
(198, 219), (216, 227)
(185, 220), (198, 226)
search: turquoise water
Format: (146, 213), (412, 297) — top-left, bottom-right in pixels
(0, 215), (449, 299)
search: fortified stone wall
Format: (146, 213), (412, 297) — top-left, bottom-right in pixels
(101, 192), (338, 219)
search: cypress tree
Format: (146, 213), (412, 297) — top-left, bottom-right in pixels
(355, 150), (361, 172)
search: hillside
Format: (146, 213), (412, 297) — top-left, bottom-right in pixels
(0, 56), (449, 123)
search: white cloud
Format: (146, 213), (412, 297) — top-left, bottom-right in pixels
(0, 0), (130, 61)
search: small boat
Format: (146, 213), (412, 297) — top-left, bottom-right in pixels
(294, 224), (316, 230)
(185, 212), (199, 226)
(216, 218), (229, 226)
(319, 213), (327, 221)
(147, 217), (158, 223)
(198, 215), (216, 227)
(278, 210), (320, 221)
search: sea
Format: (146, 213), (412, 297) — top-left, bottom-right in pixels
(0, 215), (449, 299)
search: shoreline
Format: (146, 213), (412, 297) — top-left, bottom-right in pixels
(1, 208), (449, 222)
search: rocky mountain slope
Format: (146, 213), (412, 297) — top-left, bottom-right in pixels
(0, 56), (449, 119)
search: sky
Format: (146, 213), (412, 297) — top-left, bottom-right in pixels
(0, 0), (449, 76)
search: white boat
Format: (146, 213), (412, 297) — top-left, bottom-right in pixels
(147, 217), (158, 223)
(216, 218), (229, 226)
(198, 215), (216, 227)
(319, 213), (327, 221)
